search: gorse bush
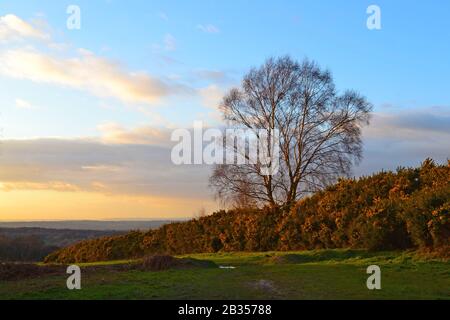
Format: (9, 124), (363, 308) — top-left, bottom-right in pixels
(45, 231), (145, 263)
(45, 159), (449, 263)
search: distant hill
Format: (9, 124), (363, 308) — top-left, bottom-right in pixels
(0, 228), (122, 262)
(45, 159), (449, 264)
(0, 220), (176, 262)
(0, 220), (176, 231)
(0, 228), (122, 247)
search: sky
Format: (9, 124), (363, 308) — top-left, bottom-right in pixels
(0, 0), (449, 220)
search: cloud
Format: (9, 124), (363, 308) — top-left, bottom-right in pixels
(0, 138), (212, 200)
(81, 165), (123, 173)
(363, 106), (450, 140)
(0, 14), (192, 107)
(152, 34), (177, 52)
(15, 98), (39, 110)
(199, 85), (225, 109)
(0, 14), (49, 42)
(164, 34), (176, 51)
(1, 107), (446, 209)
(355, 106), (450, 176)
(197, 24), (220, 34)
(97, 122), (171, 145)
(194, 70), (233, 84)
(0, 105), (448, 219)
(0, 48), (189, 105)
(0, 181), (79, 192)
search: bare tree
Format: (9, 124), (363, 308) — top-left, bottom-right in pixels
(210, 56), (372, 209)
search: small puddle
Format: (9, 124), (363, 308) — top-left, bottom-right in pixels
(219, 266), (236, 269)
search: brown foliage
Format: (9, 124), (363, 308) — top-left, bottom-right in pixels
(45, 159), (449, 263)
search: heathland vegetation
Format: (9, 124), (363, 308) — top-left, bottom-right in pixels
(43, 57), (448, 265)
(45, 159), (449, 264)
(1, 56), (448, 300)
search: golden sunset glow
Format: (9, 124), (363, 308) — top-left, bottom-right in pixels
(0, 8), (449, 223)
(0, 189), (215, 221)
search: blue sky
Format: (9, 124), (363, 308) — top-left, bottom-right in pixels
(1, 0), (450, 137)
(0, 1), (449, 220)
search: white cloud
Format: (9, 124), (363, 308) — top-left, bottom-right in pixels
(152, 34), (177, 52)
(199, 85), (225, 109)
(0, 14), (49, 42)
(97, 122), (171, 145)
(197, 24), (220, 34)
(15, 98), (39, 110)
(0, 14), (193, 107)
(0, 48), (188, 105)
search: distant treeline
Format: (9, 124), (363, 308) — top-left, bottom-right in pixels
(45, 159), (449, 263)
(0, 220), (174, 231)
(0, 228), (122, 262)
(0, 235), (58, 262)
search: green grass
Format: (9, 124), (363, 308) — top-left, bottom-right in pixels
(1, 249), (449, 300)
(37, 259), (138, 267)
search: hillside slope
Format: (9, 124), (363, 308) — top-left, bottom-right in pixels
(45, 159), (449, 263)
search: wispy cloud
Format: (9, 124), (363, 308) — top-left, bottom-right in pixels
(164, 33), (176, 51)
(152, 33), (177, 52)
(97, 122), (171, 145)
(197, 24), (220, 34)
(0, 181), (80, 192)
(15, 98), (39, 110)
(195, 70), (230, 83)
(0, 14), (49, 42)
(0, 14), (192, 107)
(0, 47), (189, 105)
(199, 85), (225, 110)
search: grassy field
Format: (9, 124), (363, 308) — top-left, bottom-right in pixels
(0, 249), (448, 300)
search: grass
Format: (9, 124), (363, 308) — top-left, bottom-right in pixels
(0, 249), (448, 300)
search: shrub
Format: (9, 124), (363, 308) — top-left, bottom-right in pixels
(45, 159), (450, 263)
